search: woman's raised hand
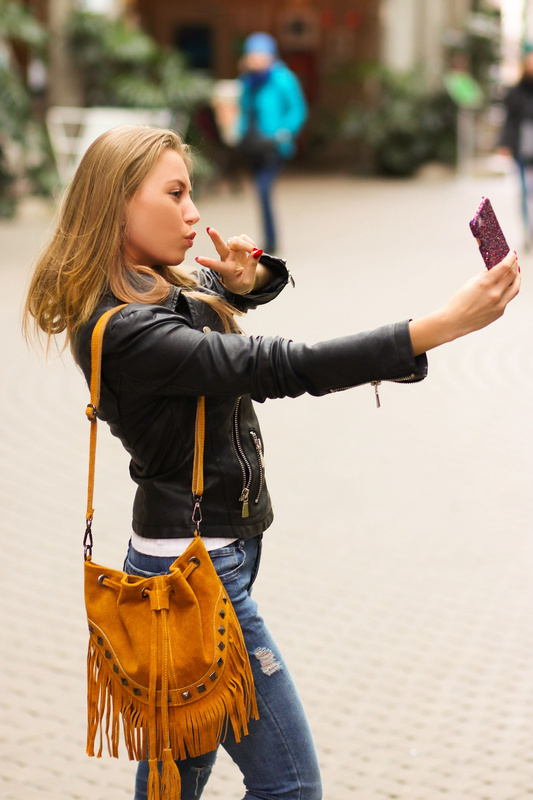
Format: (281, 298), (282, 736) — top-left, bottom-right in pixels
(195, 228), (264, 295)
(409, 250), (521, 356)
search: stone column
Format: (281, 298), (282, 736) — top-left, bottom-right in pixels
(380, 0), (418, 74)
(47, 0), (83, 106)
(381, 0), (472, 88)
(525, 0), (533, 41)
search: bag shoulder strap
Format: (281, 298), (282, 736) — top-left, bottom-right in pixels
(83, 304), (206, 560)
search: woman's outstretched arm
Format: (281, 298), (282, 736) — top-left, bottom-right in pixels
(408, 250), (520, 356)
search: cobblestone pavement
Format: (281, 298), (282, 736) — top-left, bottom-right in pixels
(1, 169), (532, 800)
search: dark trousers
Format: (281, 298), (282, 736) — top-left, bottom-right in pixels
(252, 156), (283, 252)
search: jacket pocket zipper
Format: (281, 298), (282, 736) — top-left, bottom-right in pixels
(232, 398), (252, 518)
(249, 430), (264, 506)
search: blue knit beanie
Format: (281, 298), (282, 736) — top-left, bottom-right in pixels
(243, 32), (278, 57)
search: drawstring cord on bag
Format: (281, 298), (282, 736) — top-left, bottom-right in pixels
(142, 553), (199, 799)
(145, 580), (180, 800)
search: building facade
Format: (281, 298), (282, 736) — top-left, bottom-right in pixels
(131, 0), (380, 111)
(30, 0), (480, 109)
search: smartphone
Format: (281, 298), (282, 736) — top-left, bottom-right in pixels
(469, 197), (510, 269)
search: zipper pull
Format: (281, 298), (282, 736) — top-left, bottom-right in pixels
(371, 380), (381, 409)
(251, 431), (264, 467)
(240, 488), (250, 518)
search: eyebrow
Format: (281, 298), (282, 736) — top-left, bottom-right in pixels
(165, 178), (190, 190)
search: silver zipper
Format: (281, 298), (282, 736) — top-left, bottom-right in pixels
(330, 373), (418, 407)
(249, 430), (264, 505)
(231, 398), (252, 518)
(371, 374), (417, 408)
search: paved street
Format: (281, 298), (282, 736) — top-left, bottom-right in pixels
(1, 168), (532, 800)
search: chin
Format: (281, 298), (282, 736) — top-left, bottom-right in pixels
(162, 251), (187, 267)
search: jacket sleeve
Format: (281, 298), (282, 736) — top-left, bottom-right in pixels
(276, 69), (308, 138)
(101, 306), (427, 403)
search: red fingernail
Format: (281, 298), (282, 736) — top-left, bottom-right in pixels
(206, 227), (211, 234)
(195, 257), (201, 263)
(252, 249), (263, 259)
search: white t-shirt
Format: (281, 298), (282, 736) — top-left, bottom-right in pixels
(131, 531), (237, 557)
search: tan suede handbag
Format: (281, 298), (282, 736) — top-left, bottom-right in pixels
(82, 305), (258, 800)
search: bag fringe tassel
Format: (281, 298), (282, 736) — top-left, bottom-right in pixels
(86, 594), (258, 800)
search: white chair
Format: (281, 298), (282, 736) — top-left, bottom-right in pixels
(46, 106), (185, 185)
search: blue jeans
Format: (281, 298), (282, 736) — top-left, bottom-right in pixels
(124, 536), (322, 800)
(253, 157), (283, 252)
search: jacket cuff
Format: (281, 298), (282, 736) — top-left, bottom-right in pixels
(391, 320), (428, 383)
(215, 254), (291, 311)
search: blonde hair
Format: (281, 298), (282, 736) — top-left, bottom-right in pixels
(24, 125), (239, 349)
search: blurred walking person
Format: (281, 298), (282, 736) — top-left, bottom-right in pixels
(498, 44), (533, 249)
(237, 32), (307, 253)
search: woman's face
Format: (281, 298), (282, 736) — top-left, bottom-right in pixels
(242, 52), (274, 73)
(122, 149), (200, 267)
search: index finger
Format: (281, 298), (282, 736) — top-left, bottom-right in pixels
(206, 227), (229, 259)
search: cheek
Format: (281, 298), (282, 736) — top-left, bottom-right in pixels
(125, 197), (166, 254)
(124, 214), (152, 258)
(128, 196), (158, 236)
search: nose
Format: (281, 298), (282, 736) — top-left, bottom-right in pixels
(185, 197), (200, 226)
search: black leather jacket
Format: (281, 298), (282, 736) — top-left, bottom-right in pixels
(74, 257), (427, 542)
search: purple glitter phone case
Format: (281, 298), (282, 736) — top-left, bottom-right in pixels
(469, 197), (510, 269)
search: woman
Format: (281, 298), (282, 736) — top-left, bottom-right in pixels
(237, 32), (307, 252)
(498, 44), (533, 248)
(24, 126), (520, 800)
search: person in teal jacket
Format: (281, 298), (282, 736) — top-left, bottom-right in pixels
(238, 32), (307, 252)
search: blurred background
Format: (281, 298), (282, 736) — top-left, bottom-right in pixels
(1, 0), (533, 216)
(3, 4), (533, 799)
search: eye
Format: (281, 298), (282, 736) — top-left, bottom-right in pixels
(170, 190), (183, 199)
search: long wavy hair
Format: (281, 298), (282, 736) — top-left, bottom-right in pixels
(24, 125), (239, 350)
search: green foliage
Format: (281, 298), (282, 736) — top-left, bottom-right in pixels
(462, 8), (501, 94)
(66, 11), (213, 113)
(444, 6), (502, 99)
(0, 0), (51, 217)
(0, 0), (47, 52)
(0, 65), (31, 142)
(341, 68), (457, 177)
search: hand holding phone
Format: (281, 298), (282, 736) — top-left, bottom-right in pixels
(469, 197), (510, 269)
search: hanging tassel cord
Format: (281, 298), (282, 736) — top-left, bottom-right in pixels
(161, 601), (182, 800)
(145, 578), (182, 800)
(147, 583), (161, 800)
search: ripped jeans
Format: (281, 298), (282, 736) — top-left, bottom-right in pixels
(124, 536), (322, 800)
